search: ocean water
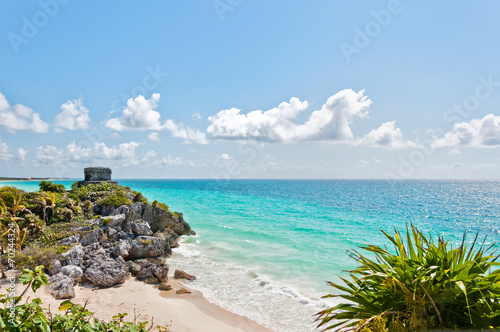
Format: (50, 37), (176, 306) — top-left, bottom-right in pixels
(4, 179), (500, 331)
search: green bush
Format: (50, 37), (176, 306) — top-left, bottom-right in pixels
(152, 200), (169, 211)
(13, 245), (61, 270)
(97, 191), (132, 207)
(315, 225), (500, 331)
(38, 181), (66, 194)
(133, 191), (148, 204)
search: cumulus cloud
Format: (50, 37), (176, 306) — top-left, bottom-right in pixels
(163, 119), (208, 144)
(54, 99), (91, 132)
(207, 89), (372, 143)
(0, 92), (49, 133)
(35, 141), (141, 164)
(360, 121), (416, 148)
(105, 94), (207, 144)
(17, 148), (28, 161)
(148, 132), (160, 141)
(0, 137), (12, 161)
(433, 114), (500, 147)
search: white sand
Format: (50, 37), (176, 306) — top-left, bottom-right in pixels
(0, 277), (272, 332)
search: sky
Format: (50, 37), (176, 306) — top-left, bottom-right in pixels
(1, 0), (500, 179)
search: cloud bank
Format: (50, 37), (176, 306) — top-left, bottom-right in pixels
(54, 99), (91, 132)
(433, 114), (500, 147)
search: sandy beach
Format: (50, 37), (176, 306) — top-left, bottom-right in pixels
(0, 276), (272, 332)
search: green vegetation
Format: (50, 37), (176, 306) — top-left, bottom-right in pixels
(152, 200), (169, 212)
(315, 225), (500, 331)
(38, 181), (66, 194)
(133, 191), (148, 204)
(97, 191), (132, 208)
(0, 266), (168, 331)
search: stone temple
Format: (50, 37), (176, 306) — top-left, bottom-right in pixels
(80, 167), (118, 186)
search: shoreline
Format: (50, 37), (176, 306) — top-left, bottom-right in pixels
(0, 276), (272, 332)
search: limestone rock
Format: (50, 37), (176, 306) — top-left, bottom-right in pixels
(174, 269), (196, 281)
(145, 206), (193, 235)
(131, 221), (153, 236)
(47, 259), (62, 276)
(48, 274), (75, 299)
(84, 257), (129, 288)
(136, 262), (169, 284)
(62, 245), (85, 266)
(58, 234), (80, 246)
(112, 241), (131, 259)
(158, 282), (172, 291)
(128, 236), (171, 259)
(176, 288), (191, 294)
(60, 265), (83, 283)
(153, 228), (179, 248)
(80, 228), (104, 246)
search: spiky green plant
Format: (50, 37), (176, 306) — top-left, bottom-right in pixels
(315, 225), (500, 331)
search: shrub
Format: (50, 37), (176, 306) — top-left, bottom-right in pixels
(97, 191), (132, 207)
(152, 200), (169, 211)
(13, 245), (61, 270)
(39, 181), (66, 193)
(315, 225), (500, 331)
(133, 191), (148, 204)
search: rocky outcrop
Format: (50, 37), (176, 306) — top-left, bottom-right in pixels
(135, 261), (169, 284)
(84, 257), (129, 288)
(128, 236), (171, 259)
(60, 265), (83, 283)
(48, 273), (75, 299)
(174, 269), (196, 281)
(112, 241), (131, 259)
(62, 245), (85, 266)
(176, 288), (191, 294)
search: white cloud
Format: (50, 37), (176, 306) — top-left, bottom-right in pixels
(54, 98), (91, 132)
(433, 114), (500, 147)
(35, 141), (141, 164)
(0, 92), (49, 133)
(207, 89), (372, 143)
(17, 148), (28, 161)
(155, 155), (186, 166)
(220, 153), (231, 160)
(0, 137), (12, 161)
(106, 94), (162, 131)
(163, 119), (208, 144)
(448, 149), (461, 155)
(360, 121), (416, 148)
(105, 94), (207, 144)
(192, 112), (201, 119)
(148, 132), (160, 141)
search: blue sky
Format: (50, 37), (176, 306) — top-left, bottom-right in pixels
(1, 0), (500, 179)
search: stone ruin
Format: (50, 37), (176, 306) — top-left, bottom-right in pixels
(79, 167), (118, 186)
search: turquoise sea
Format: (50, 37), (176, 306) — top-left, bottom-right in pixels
(4, 179), (500, 331)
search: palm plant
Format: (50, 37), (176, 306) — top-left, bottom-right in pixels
(34, 192), (56, 224)
(315, 225), (500, 331)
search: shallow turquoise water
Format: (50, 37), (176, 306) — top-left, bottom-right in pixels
(4, 179), (500, 331)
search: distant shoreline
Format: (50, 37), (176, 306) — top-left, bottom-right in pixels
(0, 178), (70, 182)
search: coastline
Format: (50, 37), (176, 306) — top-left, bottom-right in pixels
(0, 277), (272, 332)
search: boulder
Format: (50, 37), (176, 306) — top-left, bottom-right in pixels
(48, 274), (75, 299)
(60, 265), (84, 283)
(58, 234), (80, 246)
(84, 257), (129, 288)
(145, 206), (193, 235)
(112, 231), (135, 242)
(153, 229), (179, 248)
(62, 245), (84, 266)
(136, 262), (169, 284)
(128, 236), (171, 259)
(80, 228), (104, 246)
(112, 241), (131, 258)
(147, 256), (166, 265)
(127, 261), (141, 276)
(158, 282), (172, 291)
(176, 288), (191, 294)
(174, 269), (196, 281)
(131, 221), (153, 236)
(47, 259), (62, 276)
